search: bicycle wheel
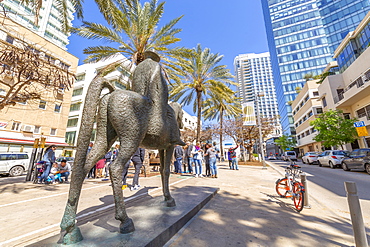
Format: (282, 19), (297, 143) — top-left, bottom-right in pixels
(293, 182), (304, 212)
(275, 178), (292, 198)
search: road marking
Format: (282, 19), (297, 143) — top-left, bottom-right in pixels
(0, 177), (190, 246)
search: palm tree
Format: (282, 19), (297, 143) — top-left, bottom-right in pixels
(170, 44), (235, 142)
(73, 0), (188, 70)
(203, 88), (241, 158)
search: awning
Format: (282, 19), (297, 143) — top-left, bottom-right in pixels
(0, 137), (70, 147)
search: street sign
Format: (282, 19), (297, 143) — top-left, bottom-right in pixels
(356, 126), (368, 136)
(354, 121), (365, 127)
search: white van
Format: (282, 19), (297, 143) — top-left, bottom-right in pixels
(0, 153), (30, 176)
(282, 151), (297, 161)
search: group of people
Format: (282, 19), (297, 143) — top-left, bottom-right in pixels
(86, 143), (144, 191)
(38, 145), (71, 184)
(173, 142), (220, 178)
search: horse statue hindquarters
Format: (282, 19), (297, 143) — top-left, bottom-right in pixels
(58, 57), (185, 245)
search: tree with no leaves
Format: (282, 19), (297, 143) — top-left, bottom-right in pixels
(0, 37), (74, 110)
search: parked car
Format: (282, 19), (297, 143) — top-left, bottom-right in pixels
(317, 150), (349, 168)
(0, 152), (30, 176)
(341, 148), (370, 174)
(282, 151), (297, 161)
(56, 157), (74, 166)
(302, 152), (321, 165)
(267, 155), (277, 160)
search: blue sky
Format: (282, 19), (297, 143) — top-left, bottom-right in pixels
(67, 0), (269, 116)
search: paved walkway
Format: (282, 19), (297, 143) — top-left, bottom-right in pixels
(165, 161), (362, 247)
(1, 161), (368, 246)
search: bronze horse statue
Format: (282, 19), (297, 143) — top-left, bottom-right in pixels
(59, 55), (185, 244)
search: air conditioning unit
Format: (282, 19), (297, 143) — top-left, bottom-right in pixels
(22, 125), (35, 132)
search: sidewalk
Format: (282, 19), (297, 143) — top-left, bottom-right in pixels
(165, 161), (357, 247)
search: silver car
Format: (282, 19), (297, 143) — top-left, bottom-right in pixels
(317, 150), (349, 169)
(301, 152), (321, 165)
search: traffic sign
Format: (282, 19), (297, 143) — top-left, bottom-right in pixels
(354, 121), (365, 127)
(356, 126), (368, 136)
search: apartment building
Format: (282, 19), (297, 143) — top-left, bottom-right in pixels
(234, 52), (281, 137)
(0, 0), (74, 49)
(292, 80), (324, 155)
(65, 54), (130, 152)
(0, 15), (78, 154)
(323, 12), (370, 149)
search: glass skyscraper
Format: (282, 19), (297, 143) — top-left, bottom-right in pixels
(262, 0), (370, 135)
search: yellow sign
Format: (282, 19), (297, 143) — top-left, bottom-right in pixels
(40, 137), (46, 148)
(356, 126), (368, 137)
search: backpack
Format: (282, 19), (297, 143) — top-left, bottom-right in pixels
(105, 151), (112, 160)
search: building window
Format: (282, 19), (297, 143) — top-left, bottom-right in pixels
(67, 118), (78, 127)
(313, 91), (319, 97)
(343, 113), (351, 120)
(17, 99), (27, 105)
(70, 103), (81, 111)
(11, 121), (21, 131)
(76, 73), (86, 81)
(72, 88), (83, 96)
(316, 107), (323, 114)
(65, 131), (76, 145)
(322, 97), (327, 107)
(50, 128), (57, 135)
(34, 126), (41, 134)
(54, 104), (61, 113)
(39, 100), (47, 109)
(6, 35), (14, 44)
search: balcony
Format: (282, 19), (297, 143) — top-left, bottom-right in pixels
(335, 75), (370, 107)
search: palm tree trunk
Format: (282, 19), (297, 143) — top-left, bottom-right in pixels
(219, 110), (224, 160)
(196, 90), (202, 143)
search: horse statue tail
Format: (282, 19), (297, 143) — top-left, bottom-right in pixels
(74, 76), (115, 171)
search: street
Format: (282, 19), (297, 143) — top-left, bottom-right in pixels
(269, 159), (370, 228)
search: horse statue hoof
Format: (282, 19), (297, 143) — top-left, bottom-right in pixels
(58, 226), (83, 244)
(120, 218), (135, 234)
(166, 198), (176, 207)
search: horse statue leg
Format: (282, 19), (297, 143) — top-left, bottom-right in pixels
(159, 145), (176, 207)
(59, 95), (117, 244)
(109, 144), (141, 233)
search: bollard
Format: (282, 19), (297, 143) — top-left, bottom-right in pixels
(344, 181), (369, 247)
(300, 173), (311, 209)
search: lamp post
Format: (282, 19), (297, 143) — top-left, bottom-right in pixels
(255, 92), (267, 169)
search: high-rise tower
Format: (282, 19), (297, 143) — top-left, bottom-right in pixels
(0, 0), (74, 49)
(261, 0), (370, 135)
(234, 52), (281, 134)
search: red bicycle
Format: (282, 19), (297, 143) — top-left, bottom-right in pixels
(275, 163), (305, 212)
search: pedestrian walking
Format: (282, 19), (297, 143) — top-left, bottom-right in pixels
(205, 143), (218, 178)
(185, 142), (194, 174)
(104, 149), (113, 177)
(230, 145), (239, 170)
(173, 145), (184, 174)
(39, 145), (56, 184)
(130, 148), (145, 190)
(95, 158), (105, 178)
(87, 142), (95, 179)
(192, 143), (204, 177)
(203, 143), (211, 177)
(227, 149), (233, 168)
